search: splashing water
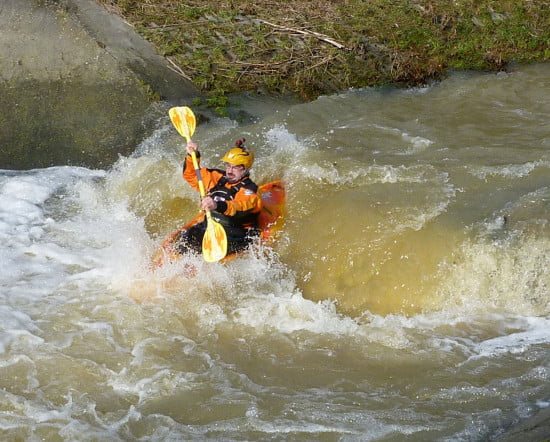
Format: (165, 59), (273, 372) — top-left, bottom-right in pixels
(1, 64), (549, 440)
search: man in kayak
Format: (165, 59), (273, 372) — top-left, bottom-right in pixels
(175, 138), (263, 256)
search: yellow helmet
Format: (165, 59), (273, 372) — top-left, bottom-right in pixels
(221, 138), (254, 169)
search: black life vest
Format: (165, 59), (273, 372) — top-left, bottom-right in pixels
(207, 175), (259, 233)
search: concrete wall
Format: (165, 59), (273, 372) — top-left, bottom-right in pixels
(0, 0), (200, 169)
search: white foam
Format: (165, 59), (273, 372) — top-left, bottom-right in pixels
(0, 167), (107, 294)
(0, 305), (43, 353)
(470, 160), (550, 180)
(232, 293), (360, 335)
(467, 316), (550, 362)
(398, 133), (434, 155)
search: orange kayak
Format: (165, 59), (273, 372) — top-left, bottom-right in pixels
(152, 180), (286, 267)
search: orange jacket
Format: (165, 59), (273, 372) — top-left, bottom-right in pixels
(183, 153), (262, 229)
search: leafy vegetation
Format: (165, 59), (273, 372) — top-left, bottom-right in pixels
(98, 0), (549, 111)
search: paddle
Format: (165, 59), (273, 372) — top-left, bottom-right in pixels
(168, 106), (228, 262)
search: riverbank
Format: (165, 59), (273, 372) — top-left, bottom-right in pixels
(97, 0), (549, 113)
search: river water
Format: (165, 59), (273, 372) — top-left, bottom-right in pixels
(1, 63), (549, 440)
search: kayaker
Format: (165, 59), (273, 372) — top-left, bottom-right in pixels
(175, 138), (263, 256)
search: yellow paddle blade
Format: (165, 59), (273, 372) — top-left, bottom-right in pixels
(169, 106), (196, 142)
(202, 218), (228, 262)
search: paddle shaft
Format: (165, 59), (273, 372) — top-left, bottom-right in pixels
(189, 150), (214, 222)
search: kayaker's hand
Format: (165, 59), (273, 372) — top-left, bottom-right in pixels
(186, 141), (198, 155)
(200, 196), (217, 211)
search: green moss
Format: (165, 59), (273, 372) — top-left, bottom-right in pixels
(136, 79), (162, 102)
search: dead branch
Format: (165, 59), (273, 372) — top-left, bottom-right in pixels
(257, 19), (349, 51)
(166, 57), (193, 81)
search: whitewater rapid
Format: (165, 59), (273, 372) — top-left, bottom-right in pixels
(1, 64), (549, 440)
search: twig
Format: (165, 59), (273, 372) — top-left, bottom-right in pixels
(166, 57), (193, 81)
(257, 19), (349, 51)
(304, 53), (340, 72)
